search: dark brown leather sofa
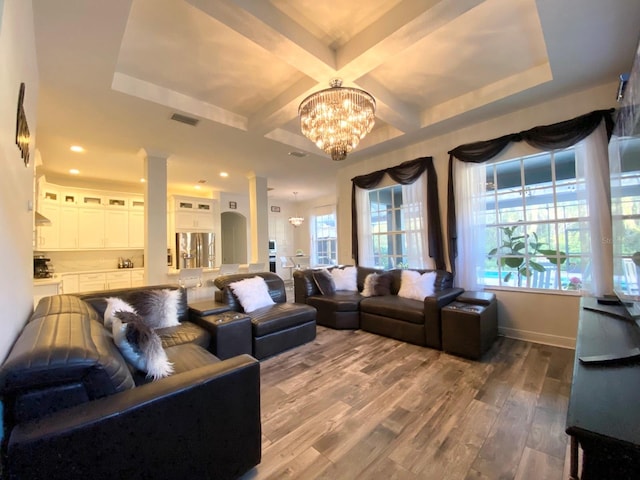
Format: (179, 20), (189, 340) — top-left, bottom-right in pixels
(0, 285), (261, 480)
(294, 267), (463, 349)
(214, 272), (317, 360)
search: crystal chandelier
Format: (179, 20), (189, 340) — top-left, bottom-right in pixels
(298, 79), (376, 161)
(288, 192), (304, 227)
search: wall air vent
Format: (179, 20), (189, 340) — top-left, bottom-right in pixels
(170, 113), (199, 126)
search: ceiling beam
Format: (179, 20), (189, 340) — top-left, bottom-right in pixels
(186, 0), (336, 79)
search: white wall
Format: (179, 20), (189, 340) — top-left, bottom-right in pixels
(0, 0), (38, 362)
(336, 81), (619, 348)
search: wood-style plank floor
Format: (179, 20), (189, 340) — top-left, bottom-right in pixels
(239, 326), (574, 480)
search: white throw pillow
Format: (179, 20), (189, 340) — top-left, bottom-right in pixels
(229, 276), (275, 313)
(397, 270), (436, 301)
(104, 297), (136, 329)
(331, 266), (358, 291)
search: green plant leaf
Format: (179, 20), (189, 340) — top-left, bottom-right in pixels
(519, 266), (532, 277)
(529, 260), (546, 272)
(504, 272), (512, 282)
(505, 257), (523, 269)
(538, 249), (568, 265)
(513, 241), (526, 252)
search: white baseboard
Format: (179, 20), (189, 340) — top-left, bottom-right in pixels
(499, 326), (575, 350)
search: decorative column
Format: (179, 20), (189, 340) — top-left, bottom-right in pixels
(247, 173), (269, 265)
(139, 149), (169, 285)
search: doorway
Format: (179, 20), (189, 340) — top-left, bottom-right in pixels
(221, 211), (247, 264)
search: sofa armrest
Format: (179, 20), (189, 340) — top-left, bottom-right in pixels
(425, 287), (465, 309)
(422, 287), (464, 349)
(6, 355), (261, 480)
(293, 269), (320, 303)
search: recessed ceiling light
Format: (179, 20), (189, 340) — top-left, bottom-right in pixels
(69, 169), (80, 175)
(70, 145), (85, 153)
(220, 172), (229, 178)
(194, 185), (201, 190)
(140, 178), (146, 183)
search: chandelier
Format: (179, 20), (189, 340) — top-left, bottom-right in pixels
(298, 79), (376, 161)
(288, 192), (304, 227)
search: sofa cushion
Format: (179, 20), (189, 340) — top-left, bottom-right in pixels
(397, 270), (436, 301)
(79, 285), (189, 324)
(126, 289), (182, 328)
(312, 269), (336, 296)
(0, 309), (135, 399)
(133, 343), (220, 385)
(249, 303), (317, 337)
(156, 321), (211, 349)
(31, 294), (103, 324)
(331, 266), (357, 291)
(360, 295), (425, 325)
(361, 273), (393, 297)
(306, 292), (362, 312)
(215, 272), (287, 310)
(229, 276), (275, 313)
(111, 312), (174, 380)
(104, 297), (136, 328)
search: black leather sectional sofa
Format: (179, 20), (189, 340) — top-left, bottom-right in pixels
(213, 272), (317, 359)
(294, 267), (463, 349)
(0, 285), (261, 480)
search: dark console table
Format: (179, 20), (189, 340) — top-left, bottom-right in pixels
(566, 297), (640, 479)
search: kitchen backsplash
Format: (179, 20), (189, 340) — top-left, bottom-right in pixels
(43, 250), (144, 273)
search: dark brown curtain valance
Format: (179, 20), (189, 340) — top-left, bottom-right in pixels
(446, 108), (615, 273)
(351, 156), (445, 269)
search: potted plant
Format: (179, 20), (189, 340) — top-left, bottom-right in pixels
(489, 225), (567, 287)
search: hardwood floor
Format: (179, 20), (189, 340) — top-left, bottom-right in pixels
(239, 327), (575, 480)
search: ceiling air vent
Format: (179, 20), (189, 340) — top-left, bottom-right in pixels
(288, 151), (308, 158)
(170, 113), (199, 127)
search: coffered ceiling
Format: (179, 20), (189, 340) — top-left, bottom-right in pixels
(31, 0), (640, 200)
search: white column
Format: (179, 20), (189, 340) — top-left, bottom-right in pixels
(247, 173), (269, 264)
(139, 149), (169, 285)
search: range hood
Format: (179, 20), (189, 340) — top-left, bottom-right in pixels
(35, 211), (52, 226)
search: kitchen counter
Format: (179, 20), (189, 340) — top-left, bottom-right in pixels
(33, 276), (62, 286)
(57, 268), (144, 275)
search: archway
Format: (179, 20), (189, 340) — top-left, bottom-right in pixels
(221, 211), (247, 264)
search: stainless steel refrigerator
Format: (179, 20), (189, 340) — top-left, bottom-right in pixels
(176, 232), (215, 269)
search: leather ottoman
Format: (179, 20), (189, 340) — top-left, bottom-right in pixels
(442, 291), (497, 359)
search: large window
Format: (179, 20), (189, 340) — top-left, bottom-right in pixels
(369, 185), (405, 269)
(311, 207), (337, 266)
(483, 149), (586, 290)
(367, 183), (428, 269)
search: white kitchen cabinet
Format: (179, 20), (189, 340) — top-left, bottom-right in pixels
(106, 270), (131, 289)
(173, 197), (215, 231)
(37, 181), (145, 251)
(131, 270), (144, 287)
(36, 203), (60, 249)
(33, 281), (61, 306)
(58, 205), (79, 249)
(78, 273), (106, 292)
(61, 274), (79, 294)
(78, 208), (105, 248)
(104, 209), (129, 248)
(129, 210), (144, 248)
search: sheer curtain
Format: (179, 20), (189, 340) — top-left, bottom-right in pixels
(355, 186), (374, 266)
(575, 120), (613, 296)
(454, 160), (486, 289)
(402, 174), (432, 268)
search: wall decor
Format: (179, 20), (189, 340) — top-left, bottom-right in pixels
(228, 201), (237, 209)
(15, 82), (30, 166)
(270, 206), (280, 212)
